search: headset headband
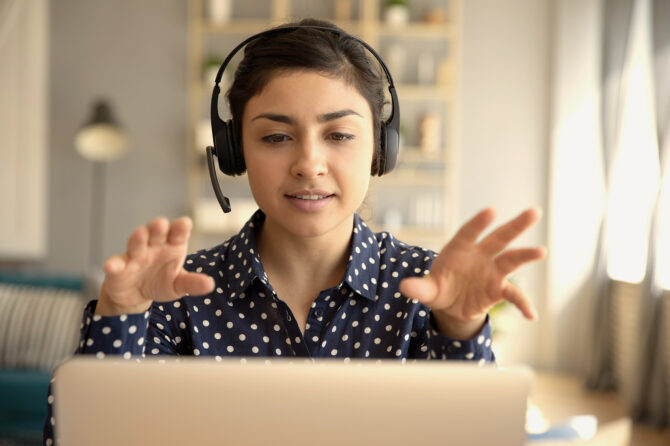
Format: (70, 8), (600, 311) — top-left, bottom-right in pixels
(210, 25), (399, 147)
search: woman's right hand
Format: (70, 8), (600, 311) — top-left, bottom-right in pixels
(94, 216), (215, 316)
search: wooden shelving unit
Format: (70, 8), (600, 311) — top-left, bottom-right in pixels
(187, 0), (461, 252)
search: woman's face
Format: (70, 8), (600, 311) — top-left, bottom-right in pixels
(242, 70), (374, 240)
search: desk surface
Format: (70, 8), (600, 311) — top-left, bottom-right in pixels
(531, 371), (668, 446)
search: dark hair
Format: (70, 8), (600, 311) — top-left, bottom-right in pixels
(226, 18), (386, 174)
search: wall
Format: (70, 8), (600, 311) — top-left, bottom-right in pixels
(13, 0), (557, 367)
(45, 0), (188, 275)
(460, 0), (553, 367)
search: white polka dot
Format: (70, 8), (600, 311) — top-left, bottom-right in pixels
(312, 336), (319, 342)
(120, 315), (128, 322)
(273, 324), (281, 332)
(96, 352), (105, 359)
(477, 335), (485, 344)
(275, 348), (282, 355)
(203, 320), (210, 327)
(113, 339), (122, 348)
(102, 327), (111, 335)
(331, 349), (338, 356)
(239, 334), (246, 341)
(86, 338), (94, 346)
(252, 346), (259, 354)
(173, 301), (180, 308)
(128, 325), (137, 334)
(123, 352), (132, 360)
(465, 352), (474, 359)
(193, 349), (200, 356)
(364, 327), (371, 334)
(374, 338), (381, 344)
(227, 345), (234, 353)
(48, 395), (54, 404)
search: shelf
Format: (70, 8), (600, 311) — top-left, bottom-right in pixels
(378, 22), (456, 39)
(187, 0), (461, 246)
(396, 84), (452, 100)
(372, 169), (446, 187)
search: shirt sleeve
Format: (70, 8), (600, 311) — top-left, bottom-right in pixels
(410, 311), (496, 363)
(76, 300), (152, 358)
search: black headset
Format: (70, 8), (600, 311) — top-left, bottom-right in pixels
(206, 25), (400, 213)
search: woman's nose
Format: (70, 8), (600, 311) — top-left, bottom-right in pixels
(290, 138), (327, 178)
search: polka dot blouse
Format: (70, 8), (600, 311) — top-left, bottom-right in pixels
(43, 210), (494, 444)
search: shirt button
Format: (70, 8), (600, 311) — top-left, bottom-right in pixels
(314, 308), (323, 318)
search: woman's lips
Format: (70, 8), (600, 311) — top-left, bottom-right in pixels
(285, 192), (335, 212)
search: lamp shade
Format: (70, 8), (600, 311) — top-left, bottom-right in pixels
(74, 100), (128, 162)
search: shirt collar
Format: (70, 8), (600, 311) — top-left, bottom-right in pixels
(224, 210), (380, 302)
(341, 214), (381, 302)
(224, 210), (268, 299)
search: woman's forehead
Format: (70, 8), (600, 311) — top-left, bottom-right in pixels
(243, 70), (371, 120)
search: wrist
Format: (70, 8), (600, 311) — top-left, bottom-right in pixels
(95, 291), (152, 317)
(430, 311), (487, 341)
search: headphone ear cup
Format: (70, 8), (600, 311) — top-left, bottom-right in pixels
(377, 123), (398, 176)
(214, 120), (245, 175)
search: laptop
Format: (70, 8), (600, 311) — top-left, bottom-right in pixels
(53, 357), (533, 445)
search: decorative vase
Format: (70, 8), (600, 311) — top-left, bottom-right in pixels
(384, 5), (410, 27)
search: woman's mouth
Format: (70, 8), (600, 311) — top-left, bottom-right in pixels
(285, 192), (335, 211)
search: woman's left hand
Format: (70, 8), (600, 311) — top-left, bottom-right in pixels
(399, 207), (546, 340)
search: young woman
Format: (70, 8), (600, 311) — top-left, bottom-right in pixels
(44, 18), (545, 444)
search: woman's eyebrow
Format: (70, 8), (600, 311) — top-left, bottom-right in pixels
(250, 109), (362, 124)
(251, 113), (294, 124)
(317, 109), (362, 123)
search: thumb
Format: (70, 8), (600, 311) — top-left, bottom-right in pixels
(173, 271), (215, 297)
(399, 276), (439, 306)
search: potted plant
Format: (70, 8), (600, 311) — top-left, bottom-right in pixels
(384, 0), (410, 27)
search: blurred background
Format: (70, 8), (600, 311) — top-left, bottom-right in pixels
(0, 0), (668, 444)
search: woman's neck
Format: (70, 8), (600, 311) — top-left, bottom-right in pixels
(256, 215), (354, 294)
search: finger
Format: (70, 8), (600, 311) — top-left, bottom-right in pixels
(127, 225), (148, 259)
(478, 207), (541, 256)
(167, 217), (193, 246)
(399, 276), (439, 306)
(147, 217), (169, 247)
(172, 271), (215, 298)
(103, 254), (127, 275)
(447, 208), (496, 250)
(495, 246), (547, 276)
(501, 280), (537, 320)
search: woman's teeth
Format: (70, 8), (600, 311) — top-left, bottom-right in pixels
(294, 195), (328, 200)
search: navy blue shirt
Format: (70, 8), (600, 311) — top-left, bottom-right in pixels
(44, 210), (494, 444)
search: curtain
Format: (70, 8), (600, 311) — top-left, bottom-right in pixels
(584, 0), (670, 427)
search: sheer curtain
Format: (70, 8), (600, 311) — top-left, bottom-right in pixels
(583, 0), (670, 427)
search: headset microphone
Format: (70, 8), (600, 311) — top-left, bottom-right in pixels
(206, 145), (231, 213)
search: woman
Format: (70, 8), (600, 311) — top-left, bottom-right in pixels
(44, 18), (545, 444)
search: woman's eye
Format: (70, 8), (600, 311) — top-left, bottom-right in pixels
(261, 134), (290, 144)
(329, 133), (355, 142)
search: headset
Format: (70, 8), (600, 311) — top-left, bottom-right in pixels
(206, 25), (400, 213)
